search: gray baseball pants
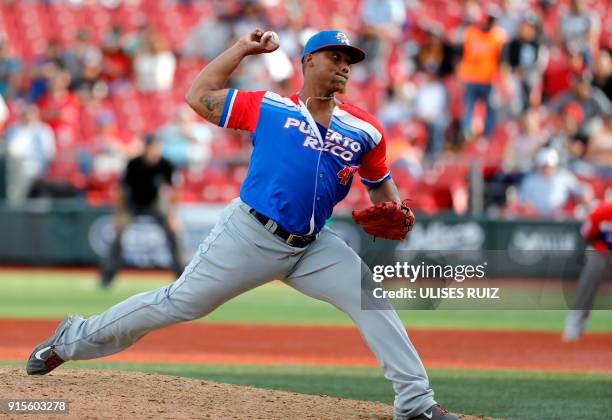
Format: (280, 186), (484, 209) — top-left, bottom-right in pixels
(53, 198), (435, 418)
(573, 250), (612, 313)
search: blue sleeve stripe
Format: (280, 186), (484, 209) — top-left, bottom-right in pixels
(361, 172), (392, 187)
(219, 88), (236, 127)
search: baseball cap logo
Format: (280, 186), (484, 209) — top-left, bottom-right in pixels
(301, 30), (365, 64)
(336, 32), (350, 44)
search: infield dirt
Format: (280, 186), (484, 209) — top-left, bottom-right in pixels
(1, 367), (488, 419)
(3, 319), (612, 372)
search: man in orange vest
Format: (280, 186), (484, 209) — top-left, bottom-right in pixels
(458, 9), (506, 140)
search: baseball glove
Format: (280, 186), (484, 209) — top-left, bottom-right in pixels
(351, 199), (415, 241)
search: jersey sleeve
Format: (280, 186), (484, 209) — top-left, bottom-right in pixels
(358, 134), (391, 187)
(581, 208), (601, 241)
(218, 89), (266, 133)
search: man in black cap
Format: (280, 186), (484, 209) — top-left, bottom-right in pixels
(99, 133), (183, 287)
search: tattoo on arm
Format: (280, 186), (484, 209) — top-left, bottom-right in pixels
(198, 90), (226, 124)
(201, 95), (219, 112)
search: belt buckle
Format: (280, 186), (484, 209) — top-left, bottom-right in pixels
(286, 234), (299, 247)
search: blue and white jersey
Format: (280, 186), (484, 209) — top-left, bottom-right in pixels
(216, 89), (391, 235)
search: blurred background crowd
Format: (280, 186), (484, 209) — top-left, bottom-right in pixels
(0, 0), (610, 219)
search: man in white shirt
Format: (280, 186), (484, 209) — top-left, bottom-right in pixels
(518, 148), (589, 216)
(156, 104), (213, 170)
(134, 34), (176, 92)
(5, 104), (56, 205)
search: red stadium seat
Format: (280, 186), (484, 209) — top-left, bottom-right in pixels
(87, 171), (120, 206)
(1, 0), (608, 211)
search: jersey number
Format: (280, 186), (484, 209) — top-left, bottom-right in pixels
(337, 165), (359, 185)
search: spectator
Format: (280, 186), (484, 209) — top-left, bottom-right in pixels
(261, 47), (294, 89)
(547, 101), (585, 165)
(156, 104), (213, 170)
(584, 115), (612, 178)
(501, 107), (547, 178)
(541, 42), (587, 101)
(37, 69), (81, 148)
(358, 0), (406, 77)
(0, 40), (21, 99)
(377, 83), (412, 130)
(361, 0), (406, 28)
(28, 40), (68, 102)
(356, 24), (385, 77)
(414, 70), (449, 158)
(37, 39), (70, 70)
(181, 13), (233, 61)
(592, 48), (611, 101)
(231, 51), (273, 91)
(0, 0), (605, 218)
(458, 9), (507, 140)
(387, 122), (425, 180)
(450, 0), (485, 49)
(233, 1), (268, 38)
(276, 15), (310, 59)
(72, 52), (104, 101)
(496, 0), (522, 40)
(566, 131), (593, 177)
(5, 104), (56, 205)
(122, 23), (155, 57)
(79, 82), (113, 140)
(518, 148), (590, 216)
(548, 74), (611, 130)
(101, 26), (132, 87)
(133, 33), (176, 92)
(558, 0), (601, 67)
(488, 107), (547, 206)
(82, 112), (141, 177)
(416, 26), (455, 78)
(66, 29), (103, 95)
(502, 13), (548, 113)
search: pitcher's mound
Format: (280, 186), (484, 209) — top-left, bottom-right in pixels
(1, 367), (484, 419)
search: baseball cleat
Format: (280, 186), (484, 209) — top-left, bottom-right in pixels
(408, 404), (459, 420)
(26, 315), (74, 375)
(562, 310), (587, 342)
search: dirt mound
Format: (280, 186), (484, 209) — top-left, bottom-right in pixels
(0, 367), (485, 419)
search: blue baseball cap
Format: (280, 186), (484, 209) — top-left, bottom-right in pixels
(302, 30), (366, 64)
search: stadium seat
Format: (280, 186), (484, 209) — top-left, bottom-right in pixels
(86, 171), (120, 206)
(1, 0), (607, 211)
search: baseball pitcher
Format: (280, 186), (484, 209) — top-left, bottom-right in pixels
(563, 201), (612, 341)
(26, 29), (456, 420)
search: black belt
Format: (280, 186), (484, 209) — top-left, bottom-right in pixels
(249, 208), (317, 248)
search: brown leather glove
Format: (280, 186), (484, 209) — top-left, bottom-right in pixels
(351, 199), (416, 241)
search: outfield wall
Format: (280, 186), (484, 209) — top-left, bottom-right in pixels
(0, 203), (583, 276)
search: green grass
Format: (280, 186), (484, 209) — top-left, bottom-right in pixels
(1, 271), (612, 331)
(2, 360), (610, 419)
(2, 270), (611, 419)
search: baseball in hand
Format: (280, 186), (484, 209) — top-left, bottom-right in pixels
(261, 31), (280, 51)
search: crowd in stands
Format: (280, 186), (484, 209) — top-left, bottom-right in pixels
(0, 0), (610, 220)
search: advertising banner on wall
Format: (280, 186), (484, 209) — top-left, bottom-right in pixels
(0, 205), (584, 278)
